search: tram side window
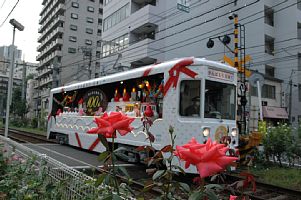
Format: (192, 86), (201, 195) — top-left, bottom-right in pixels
(180, 80), (201, 117)
(204, 80), (236, 120)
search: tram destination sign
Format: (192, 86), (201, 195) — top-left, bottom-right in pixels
(83, 88), (108, 116)
(208, 69), (234, 82)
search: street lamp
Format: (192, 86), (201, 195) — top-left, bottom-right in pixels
(4, 19), (24, 138)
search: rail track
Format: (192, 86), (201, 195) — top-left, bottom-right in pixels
(1, 128), (300, 199)
(0, 128), (56, 144)
(224, 173), (301, 200)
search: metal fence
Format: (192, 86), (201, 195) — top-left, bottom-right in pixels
(0, 135), (134, 200)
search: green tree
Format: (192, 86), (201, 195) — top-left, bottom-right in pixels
(11, 86), (27, 117)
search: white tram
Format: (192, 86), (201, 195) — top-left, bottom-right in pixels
(47, 57), (238, 171)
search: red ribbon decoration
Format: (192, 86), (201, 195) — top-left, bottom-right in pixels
(163, 58), (197, 96)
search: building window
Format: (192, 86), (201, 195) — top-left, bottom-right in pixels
(265, 35), (274, 55)
(99, 8), (103, 14)
(86, 28), (93, 34)
(298, 0), (301, 10)
(265, 65), (275, 77)
(85, 39), (92, 45)
(262, 84), (276, 99)
(70, 24), (77, 31)
(69, 36), (77, 42)
(97, 40), (102, 47)
(96, 51), (101, 58)
(179, 80), (201, 117)
(98, 18), (102, 25)
(68, 48), (77, 53)
(72, 2), (79, 8)
(86, 17), (94, 23)
(71, 13), (78, 19)
(103, 3), (130, 31)
(264, 6), (274, 26)
(97, 29), (102, 36)
(102, 34), (129, 57)
(298, 23), (301, 39)
(87, 6), (94, 12)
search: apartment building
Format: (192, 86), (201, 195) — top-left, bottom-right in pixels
(101, 0), (301, 127)
(36, 0), (103, 116)
(0, 45), (22, 78)
(0, 74), (22, 117)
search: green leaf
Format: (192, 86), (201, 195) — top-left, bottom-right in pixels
(172, 165), (185, 174)
(188, 191), (203, 200)
(117, 166), (130, 177)
(205, 189), (219, 200)
(98, 134), (109, 150)
(179, 182), (190, 193)
(114, 152), (129, 161)
(112, 194), (123, 200)
(98, 151), (110, 162)
(204, 184), (224, 191)
(96, 173), (107, 185)
(113, 147), (127, 153)
(102, 194), (113, 200)
(152, 170), (165, 180)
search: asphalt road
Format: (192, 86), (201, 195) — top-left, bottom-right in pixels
(24, 143), (128, 169)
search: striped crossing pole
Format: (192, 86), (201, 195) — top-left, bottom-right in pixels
(234, 14), (239, 70)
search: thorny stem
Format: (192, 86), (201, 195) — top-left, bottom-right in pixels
(165, 127), (175, 199)
(111, 136), (120, 195)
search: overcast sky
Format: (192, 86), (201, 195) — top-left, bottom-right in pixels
(0, 0), (42, 63)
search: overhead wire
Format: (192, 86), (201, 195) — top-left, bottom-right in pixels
(0, 0), (20, 28)
(60, 0), (262, 69)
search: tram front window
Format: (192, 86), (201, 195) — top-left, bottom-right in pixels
(205, 80), (236, 120)
(180, 80), (201, 117)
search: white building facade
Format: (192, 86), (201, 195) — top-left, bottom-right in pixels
(101, 0), (301, 127)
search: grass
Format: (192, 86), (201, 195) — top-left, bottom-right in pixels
(0, 120), (46, 136)
(9, 126), (46, 136)
(250, 165), (301, 191)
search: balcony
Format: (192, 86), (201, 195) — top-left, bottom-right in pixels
(39, 15), (64, 34)
(38, 26), (63, 44)
(128, 4), (159, 33)
(39, 3), (65, 33)
(40, 0), (64, 25)
(40, 88), (50, 97)
(102, 4), (159, 38)
(119, 38), (163, 67)
(37, 38), (63, 61)
(40, 50), (62, 66)
(40, 76), (53, 87)
(38, 67), (53, 77)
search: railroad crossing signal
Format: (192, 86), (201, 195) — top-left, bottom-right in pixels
(223, 55), (252, 77)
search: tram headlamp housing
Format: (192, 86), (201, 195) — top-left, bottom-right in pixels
(202, 127), (210, 137)
(231, 128), (238, 137)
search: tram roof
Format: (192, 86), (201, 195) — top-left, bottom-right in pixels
(51, 57), (237, 94)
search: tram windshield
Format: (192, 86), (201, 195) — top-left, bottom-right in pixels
(204, 80), (236, 120)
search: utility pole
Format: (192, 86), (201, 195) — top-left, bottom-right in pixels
(52, 57), (60, 88)
(5, 19), (24, 140)
(288, 79), (292, 124)
(21, 61), (26, 100)
(79, 46), (92, 79)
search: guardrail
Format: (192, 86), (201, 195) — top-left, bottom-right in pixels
(0, 135), (134, 200)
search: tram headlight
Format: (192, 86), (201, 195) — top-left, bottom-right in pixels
(202, 127), (210, 137)
(231, 128), (238, 137)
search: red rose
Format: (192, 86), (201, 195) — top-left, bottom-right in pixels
(87, 112), (134, 138)
(174, 138), (238, 178)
